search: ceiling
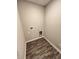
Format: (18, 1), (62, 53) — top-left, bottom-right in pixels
(25, 0), (52, 6)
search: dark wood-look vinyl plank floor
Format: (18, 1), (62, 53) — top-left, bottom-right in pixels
(26, 38), (61, 59)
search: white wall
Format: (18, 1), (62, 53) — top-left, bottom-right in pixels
(17, 11), (25, 59)
(18, 1), (44, 41)
(18, 0), (61, 50)
(45, 0), (61, 50)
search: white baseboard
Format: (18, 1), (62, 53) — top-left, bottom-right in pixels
(43, 36), (61, 54)
(25, 36), (44, 43)
(24, 43), (26, 59)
